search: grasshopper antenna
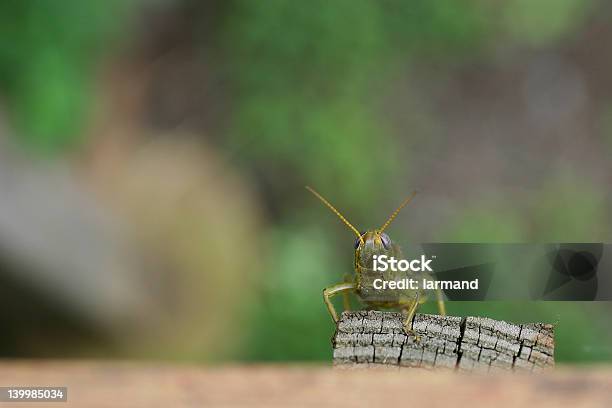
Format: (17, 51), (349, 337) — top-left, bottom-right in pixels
(306, 186), (362, 240)
(378, 190), (417, 233)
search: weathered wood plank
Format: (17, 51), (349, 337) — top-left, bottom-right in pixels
(333, 311), (554, 371)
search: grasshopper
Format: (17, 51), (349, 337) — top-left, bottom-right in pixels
(307, 186), (446, 335)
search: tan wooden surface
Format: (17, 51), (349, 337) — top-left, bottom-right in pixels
(0, 361), (610, 407)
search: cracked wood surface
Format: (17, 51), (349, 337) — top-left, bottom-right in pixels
(333, 311), (554, 371)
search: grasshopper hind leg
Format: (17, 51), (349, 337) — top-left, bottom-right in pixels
(436, 287), (447, 316)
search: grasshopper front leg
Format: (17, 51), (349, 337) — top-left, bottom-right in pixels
(400, 291), (420, 339)
(323, 282), (355, 322)
(342, 273), (353, 311)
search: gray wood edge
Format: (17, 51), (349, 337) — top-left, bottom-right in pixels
(332, 311), (555, 372)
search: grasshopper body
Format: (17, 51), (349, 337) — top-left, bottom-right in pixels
(307, 186), (446, 334)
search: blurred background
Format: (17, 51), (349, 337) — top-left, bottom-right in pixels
(0, 0), (611, 364)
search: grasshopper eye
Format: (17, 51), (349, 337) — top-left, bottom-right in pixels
(380, 233), (391, 250)
(354, 232), (366, 249)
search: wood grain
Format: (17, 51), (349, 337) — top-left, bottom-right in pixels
(333, 311), (555, 371)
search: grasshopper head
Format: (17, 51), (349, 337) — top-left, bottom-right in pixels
(354, 230), (395, 268)
(306, 186), (417, 269)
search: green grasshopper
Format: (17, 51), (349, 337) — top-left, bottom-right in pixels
(307, 186), (446, 335)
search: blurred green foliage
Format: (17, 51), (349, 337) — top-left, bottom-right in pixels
(222, 0), (495, 202)
(503, 0), (593, 46)
(222, 0), (489, 360)
(240, 226), (338, 361)
(0, 0), (129, 153)
(0, 0), (609, 363)
(220, 0), (611, 362)
(224, 0), (394, 203)
(532, 179), (610, 241)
